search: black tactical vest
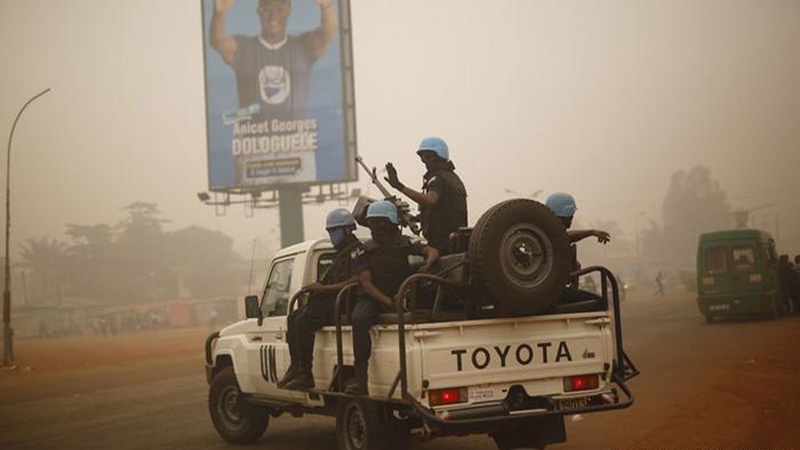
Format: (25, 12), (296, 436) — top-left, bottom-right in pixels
(363, 236), (418, 297)
(420, 170), (467, 252)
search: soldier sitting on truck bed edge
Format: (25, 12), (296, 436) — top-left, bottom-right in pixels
(279, 208), (365, 391)
(346, 200), (439, 395)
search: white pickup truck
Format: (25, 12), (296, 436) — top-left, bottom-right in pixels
(205, 199), (638, 450)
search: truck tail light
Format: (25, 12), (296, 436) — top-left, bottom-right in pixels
(428, 387), (468, 406)
(563, 374), (599, 393)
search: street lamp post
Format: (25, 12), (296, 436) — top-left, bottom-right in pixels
(4, 88), (51, 366)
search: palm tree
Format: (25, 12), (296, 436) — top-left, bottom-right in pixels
(64, 223), (115, 300)
(18, 237), (67, 305)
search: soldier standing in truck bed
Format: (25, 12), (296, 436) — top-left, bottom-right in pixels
(384, 136), (467, 255)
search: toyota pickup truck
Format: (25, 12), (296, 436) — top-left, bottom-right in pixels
(205, 199), (638, 450)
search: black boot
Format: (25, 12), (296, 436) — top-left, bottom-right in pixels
(284, 361), (315, 391)
(277, 362), (299, 389)
(344, 363), (368, 396)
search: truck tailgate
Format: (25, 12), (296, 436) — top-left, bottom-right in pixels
(416, 312), (613, 398)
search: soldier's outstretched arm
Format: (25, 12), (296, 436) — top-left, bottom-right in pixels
(568, 229), (610, 244)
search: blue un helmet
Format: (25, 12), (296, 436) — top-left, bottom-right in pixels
(325, 208), (356, 230)
(545, 192), (577, 218)
(416, 136), (449, 160)
(365, 200), (399, 225)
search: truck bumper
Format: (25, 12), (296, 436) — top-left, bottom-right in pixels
(697, 291), (776, 316)
(412, 372), (634, 433)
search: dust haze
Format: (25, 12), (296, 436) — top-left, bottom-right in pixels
(1, 0), (799, 266)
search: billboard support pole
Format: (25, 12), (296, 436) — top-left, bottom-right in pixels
(278, 186), (304, 248)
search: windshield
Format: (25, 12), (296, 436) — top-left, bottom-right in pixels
(260, 257), (294, 317)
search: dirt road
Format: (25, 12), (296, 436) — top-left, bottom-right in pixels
(1, 291), (798, 450)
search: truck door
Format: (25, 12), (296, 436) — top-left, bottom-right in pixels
(245, 256), (295, 395)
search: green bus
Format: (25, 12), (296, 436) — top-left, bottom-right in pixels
(696, 229), (789, 322)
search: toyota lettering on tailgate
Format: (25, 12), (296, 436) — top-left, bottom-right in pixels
(450, 341), (573, 371)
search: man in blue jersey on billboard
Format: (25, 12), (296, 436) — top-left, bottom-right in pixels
(210, 0), (337, 121)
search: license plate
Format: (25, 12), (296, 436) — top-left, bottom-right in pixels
(709, 304), (730, 311)
(468, 387), (495, 402)
(555, 396), (588, 411)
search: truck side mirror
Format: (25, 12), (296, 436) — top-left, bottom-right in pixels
(244, 295), (261, 319)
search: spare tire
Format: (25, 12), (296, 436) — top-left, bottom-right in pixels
(468, 199), (571, 316)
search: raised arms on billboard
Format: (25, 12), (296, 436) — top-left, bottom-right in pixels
(210, 0), (336, 65)
(203, 0), (354, 191)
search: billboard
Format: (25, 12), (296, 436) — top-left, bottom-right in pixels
(201, 0), (357, 192)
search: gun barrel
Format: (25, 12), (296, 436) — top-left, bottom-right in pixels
(355, 156), (393, 198)
(354, 156), (421, 235)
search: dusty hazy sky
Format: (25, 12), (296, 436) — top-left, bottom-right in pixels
(1, 0), (799, 260)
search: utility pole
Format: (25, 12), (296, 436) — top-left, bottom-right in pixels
(4, 88), (51, 366)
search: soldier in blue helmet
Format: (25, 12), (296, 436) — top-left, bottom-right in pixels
(546, 192), (610, 302)
(545, 192), (610, 244)
(279, 208), (365, 391)
(345, 201), (439, 395)
(384, 137), (468, 255)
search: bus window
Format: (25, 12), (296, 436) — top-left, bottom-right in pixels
(732, 246), (755, 271)
(705, 247), (728, 274)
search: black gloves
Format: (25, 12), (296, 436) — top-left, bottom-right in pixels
(384, 162), (405, 191)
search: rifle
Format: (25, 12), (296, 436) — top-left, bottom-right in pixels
(355, 156), (421, 235)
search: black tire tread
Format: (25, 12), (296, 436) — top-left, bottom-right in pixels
(468, 199), (571, 315)
(208, 366), (269, 444)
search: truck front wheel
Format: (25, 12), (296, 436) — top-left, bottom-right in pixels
(208, 366), (269, 444)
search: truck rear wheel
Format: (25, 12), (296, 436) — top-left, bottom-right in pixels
(489, 415), (565, 449)
(490, 428), (545, 450)
(337, 399), (379, 450)
(208, 366), (269, 444)
(336, 399), (408, 450)
(468, 199), (571, 316)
